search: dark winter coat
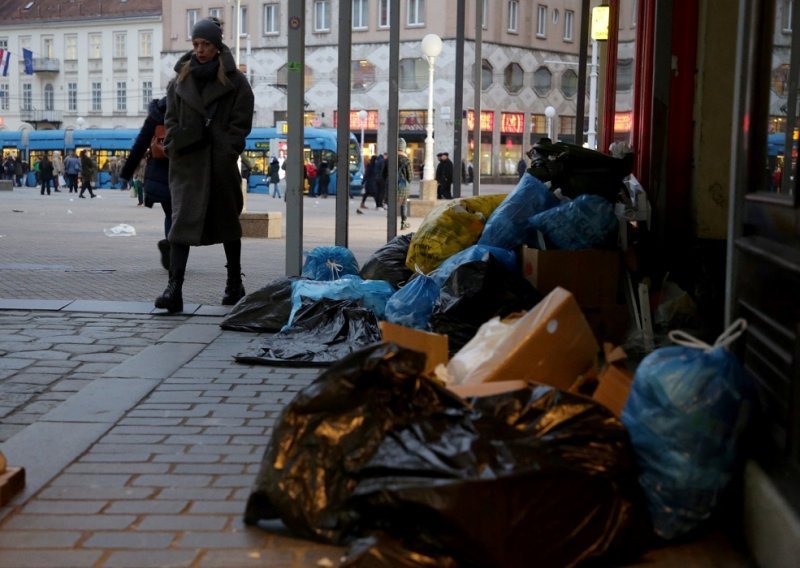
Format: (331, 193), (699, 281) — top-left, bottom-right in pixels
(39, 158), (54, 181)
(164, 47), (254, 246)
(268, 159), (281, 183)
(121, 97), (170, 208)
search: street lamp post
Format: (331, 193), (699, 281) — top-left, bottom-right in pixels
(545, 106), (557, 141)
(421, 34), (442, 190)
(358, 109), (368, 150)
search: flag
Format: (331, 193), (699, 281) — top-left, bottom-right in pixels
(0, 49), (9, 77)
(23, 48), (33, 75)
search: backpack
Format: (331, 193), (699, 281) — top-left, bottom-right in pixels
(149, 124), (166, 160)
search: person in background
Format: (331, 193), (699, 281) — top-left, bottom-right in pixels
(435, 151), (453, 199)
(304, 159), (316, 195)
(357, 154), (378, 213)
(268, 156), (281, 199)
(3, 155), (14, 181)
(52, 151), (64, 192)
(375, 152), (387, 208)
(79, 150), (97, 198)
(120, 97), (173, 270)
(39, 153), (55, 195)
(316, 160), (330, 198)
(382, 138), (412, 229)
(14, 155), (24, 187)
(155, 17), (254, 313)
(63, 151), (81, 193)
(517, 156), (527, 179)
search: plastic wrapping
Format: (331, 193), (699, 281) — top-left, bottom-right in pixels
(527, 193), (619, 250)
(244, 343), (646, 568)
(302, 246), (361, 280)
(429, 244), (518, 287)
(384, 270), (440, 330)
(359, 233), (414, 288)
(219, 277), (298, 332)
(406, 194), (506, 274)
(285, 276), (395, 329)
(621, 320), (754, 539)
(477, 173), (559, 251)
(234, 299), (382, 366)
(430, 256), (541, 355)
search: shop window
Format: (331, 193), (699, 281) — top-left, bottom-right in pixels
(504, 62), (524, 94)
(561, 69), (578, 98)
(772, 64), (789, 96)
(533, 66), (552, 96)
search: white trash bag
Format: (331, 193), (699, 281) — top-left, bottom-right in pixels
(104, 223), (137, 237)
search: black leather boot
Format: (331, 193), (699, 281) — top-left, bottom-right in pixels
(155, 269), (184, 313)
(222, 265), (245, 306)
(157, 239), (170, 271)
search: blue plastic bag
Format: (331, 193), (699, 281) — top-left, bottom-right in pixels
(285, 276), (395, 330)
(385, 270), (440, 330)
(429, 244), (518, 287)
(527, 194), (619, 250)
(478, 173), (559, 250)
(302, 246), (360, 281)
(620, 320), (754, 539)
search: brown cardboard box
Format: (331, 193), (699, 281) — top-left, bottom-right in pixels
(582, 304), (631, 345)
(446, 287), (600, 391)
(521, 246), (621, 307)
(379, 321), (448, 375)
(592, 344), (635, 417)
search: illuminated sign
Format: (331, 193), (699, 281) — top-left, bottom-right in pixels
(467, 110), (494, 131)
(591, 6), (610, 41)
(501, 112), (524, 134)
(614, 112), (632, 132)
(333, 110), (380, 130)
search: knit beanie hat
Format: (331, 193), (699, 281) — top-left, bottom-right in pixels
(192, 18), (223, 50)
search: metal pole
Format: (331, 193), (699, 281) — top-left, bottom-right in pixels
(452, 0), (465, 198)
(386, 0), (400, 240)
(472, 0), (483, 196)
(235, 0), (241, 65)
(424, 55), (436, 182)
(587, 40), (599, 149)
(284, 0), (305, 276)
(335, 0), (352, 247)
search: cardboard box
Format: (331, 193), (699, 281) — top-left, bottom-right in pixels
(448, 380), (529, 399)
(521, 246), (621, 307)
(582, 303), (631, 345)
(379, 321), (448, 375)
(592, 344), (634, 417)
(446, 287), (599, 391)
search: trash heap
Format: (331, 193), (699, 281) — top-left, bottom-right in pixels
(227, 142), (756, 566)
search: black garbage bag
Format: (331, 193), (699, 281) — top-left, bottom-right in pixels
(233, 299), (382, 366)
(527, 137), (633, 201)
(430, 256), (542, 354)
(359, 233), (414, 288)
(220, 277), (299, 332)
(341, 532), (458, 567)
(244, 343), (647, 568)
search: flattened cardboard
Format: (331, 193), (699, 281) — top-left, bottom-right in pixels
(521, 246), (621, 307)
(447, 287), (600, 391)
(379, 321), (448, 375)
(593, 343), (634, 417)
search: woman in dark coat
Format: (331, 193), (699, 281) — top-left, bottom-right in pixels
(120, 97), (172, 270)
(39, 154), (55, 195)
(155, 17), (254, 314)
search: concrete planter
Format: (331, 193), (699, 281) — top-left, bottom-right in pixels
(240, 212), (282, 239)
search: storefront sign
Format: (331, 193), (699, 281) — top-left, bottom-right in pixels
(333, 110), (379, 130)
(614, 112), (632, 132)
(467, 110), (494, 131)
(501, 112), (524, 134)
(399, 110), (427, 132)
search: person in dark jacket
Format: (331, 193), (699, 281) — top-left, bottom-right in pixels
(155, 17), (254, 314)
(79, 150), (97, 198)
(316, 160), (331, 198)
(120, 97), (173, 270)
(39, 153), (56, 195)
(356, 154), (378, 213)
(435, 151), (453, 199)
(268, 156), (282, 198)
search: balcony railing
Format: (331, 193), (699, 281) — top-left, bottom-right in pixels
(32, 58), (60, 73)
(20, 109), (63, 123)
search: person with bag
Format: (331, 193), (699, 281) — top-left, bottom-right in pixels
(79, 150), (97, 198)
(155, 17), (254, 313)
(120, 97), (173, 270)
(63, 152), (81, 193)
(382, 138), (412, 229)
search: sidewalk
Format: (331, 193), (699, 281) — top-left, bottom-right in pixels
(0, 185), (750, 567)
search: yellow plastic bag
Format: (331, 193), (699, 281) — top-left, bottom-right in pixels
(406, 194), (506, 274)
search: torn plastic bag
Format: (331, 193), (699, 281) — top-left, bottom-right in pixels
(359, 233), (414, 288)
(527, 193), (619, 250)
(406, 194), (506, 274)
(384, 269), (439, 330)
(621, 320), (755, 539)
(219, 277), (298, 332)
(244, 343), (646, 568)
(285, 276), (396, 329)
(302, 246), (361, 280)
(429, 244), (518, 287)
(234, 299), (382, 366)
(526, 137), (634, 201)
(477, 173), (559, 251)
(430, 256), (542, 355)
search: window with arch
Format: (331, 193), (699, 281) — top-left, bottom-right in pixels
(533, 66), (552, 96)
(504, 62), (524, 93)
(44, 84), (54, 111)
(561, 69), (578, 98)
(472, 59), (494, 90)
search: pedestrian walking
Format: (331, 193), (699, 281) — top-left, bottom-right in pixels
(79, 150), (97, 198)
(356, 154), (379, 214)
(383, 139), (412, 229)
(154, 16), (254, 313)
(52, 151), (64, 192)
(268, 156), (282, 199)
(317, 160), (331, 198)
(13, 156), (23, 187)
(435, 151), (453, 199)
(39, 153), (55, 195)
(63, 152), (81, 193)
